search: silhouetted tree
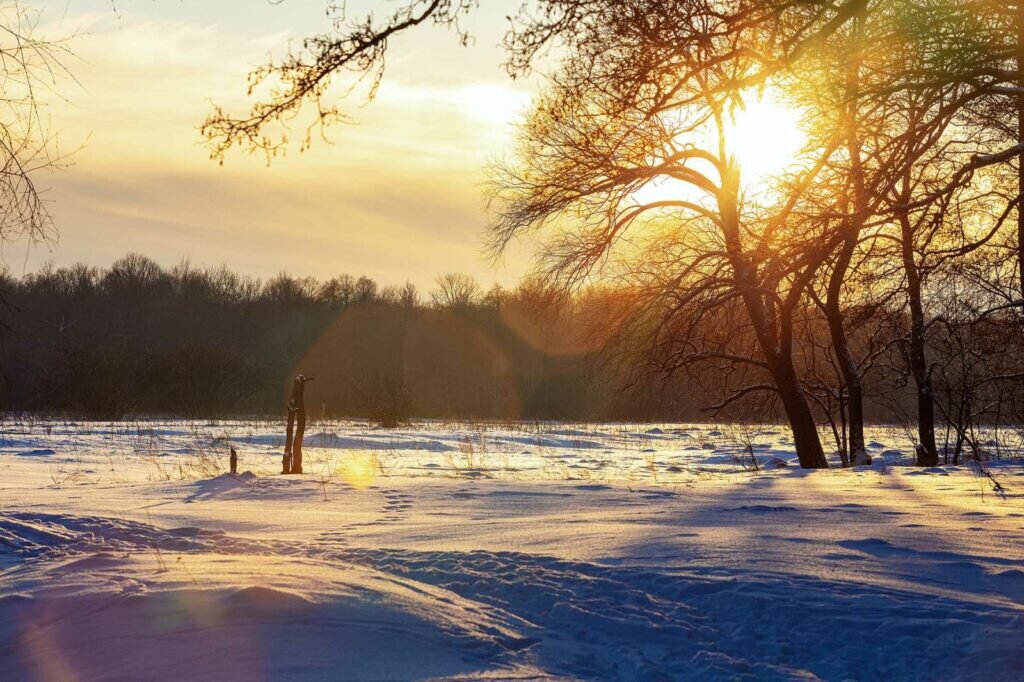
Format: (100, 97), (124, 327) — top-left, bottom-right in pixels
(431, 273), (481, 310)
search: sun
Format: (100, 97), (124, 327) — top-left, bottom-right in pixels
(631, 91), (806, 207)
(726, 93), (806, 184)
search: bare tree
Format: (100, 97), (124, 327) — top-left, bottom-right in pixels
(0, 2), (73, 246)
(431, 273), (481, 310)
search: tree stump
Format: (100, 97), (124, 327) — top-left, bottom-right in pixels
(283, 374), (312, 474)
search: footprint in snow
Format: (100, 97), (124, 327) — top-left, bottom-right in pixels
(378, 490), (414, 523)
(318, 530), (351, 547)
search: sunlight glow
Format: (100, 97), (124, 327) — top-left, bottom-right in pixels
(727, 94), (805, 184)
(336, 452), (378, 489)
(632, 91), (805, 209)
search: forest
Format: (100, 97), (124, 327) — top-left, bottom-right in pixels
(0, 256), (627, 420)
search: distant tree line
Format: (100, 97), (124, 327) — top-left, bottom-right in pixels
(0, 254), (692, 422)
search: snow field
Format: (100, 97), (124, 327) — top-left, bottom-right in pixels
(1, 419), (1022, 680)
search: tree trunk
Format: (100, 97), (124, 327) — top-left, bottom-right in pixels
(824, 236), (868, 465)
(716, 155), (827, 469)
(908, 311), (939, 467)
(845, 377), (867, 464)
(774, 359), (830, 469)
(1017, 0), (1024, 300)
(898, 211), (939, 467)
(830, 9), (869, 466)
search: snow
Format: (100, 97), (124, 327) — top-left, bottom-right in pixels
(1, 418), (1022, 680)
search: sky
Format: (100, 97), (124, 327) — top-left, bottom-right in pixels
(10, 0), (538, 289)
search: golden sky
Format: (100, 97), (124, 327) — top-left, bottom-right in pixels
(12, 1), (535, 289)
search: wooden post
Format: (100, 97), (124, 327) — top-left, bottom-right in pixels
(230, 447), (238, 474)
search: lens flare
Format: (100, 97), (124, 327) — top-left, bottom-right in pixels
(336, 452), (377, 489)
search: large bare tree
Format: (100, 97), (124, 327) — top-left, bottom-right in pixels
(0, 2), (71, 246)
